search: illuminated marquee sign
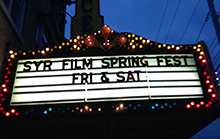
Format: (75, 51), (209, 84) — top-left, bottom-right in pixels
(11, 54), (203, 106)
(0, 25), (219, 118)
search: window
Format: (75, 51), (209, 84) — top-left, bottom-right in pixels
(2, 0), (26, 33)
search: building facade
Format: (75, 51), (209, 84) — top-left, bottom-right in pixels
(0, 0), (67, 80)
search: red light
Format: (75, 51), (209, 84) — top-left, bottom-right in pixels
(1, 84), (6, 88)
(206, 76), (210, 79)
(5, 112), (10, 117)
(6, 67), (9, 70)
(203, 72), (207, 75)
(208, 89), (212, 93)
(0, 107), (3, 110)
(0, 103), (1, 106)
(186, 104), (191, 108)
(11, 109), (15, 113)
(5, 80), (9, 83)
(206, 80), (210, 84)
(212, 94), (216, 98)
(208, 101), (212, 105)
(196, 104), (200, 108)
(202, 59), (206, 63)
(0, 94), (3, 97)
(205, 104), (209, 107)
(190, 101), (195, 106)
(200, 101), (204, 105)
(1, 98), (5, 101)
(7, 71), (10, 74)
(15, 112), (19, 116)
(9, 63), (12, 66)
(209, 85), (214, 88)
(4, 75), (8, 79)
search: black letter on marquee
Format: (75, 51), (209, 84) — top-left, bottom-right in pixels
(83, 58), (92, 69)
(62, 59), (70, 70)
(140, 56), (149, 66)
(165, 56), (173, 67)
(101, 72), (110, 83)
(181, 56), (188, 66)
(43, 60), (52, 71)
(116, 71), (125, 82)
(119, 57), (127, 68)
(72, 74), (79, 84)
(156, 56), (163, 66)
(33, 61), (43, 71)
(23, 61), (32, 72)
(173, 56), (181, 66)
(134, 70), (141, 81)
(102, 58), (110, 68)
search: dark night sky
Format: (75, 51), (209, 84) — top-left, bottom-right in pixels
(64, 1), (220, 138)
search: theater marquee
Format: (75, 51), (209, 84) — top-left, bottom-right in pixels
(0, 25), (219, 117)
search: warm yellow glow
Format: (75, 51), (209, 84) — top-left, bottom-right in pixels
(76, 107), (79, 110)
(147, 39), (150, 43)
(142, 40), (146, 43)
(11, 109), (15, 113)
(217, 78), (219, 80)
(98, 108), (101, 111)
(69, 39), (72, 42)
(7, 58), (11, 62)
(150, 43), (153, 46)
(89, 108), (92, 111)
(37, 50), (40, 53)
(127, 47), (130, 50)
(176, 46), (180, 50)
(77, 47), (80, 50)
(84, 34), (87, 37)
(62, 42), (65, 46)
(59, 46), (62, 49)
(129, 42), (132, 46)
(120, 104), (124, 108)
(131, 39), (134, 43)
(197, 48), (201, 52)
(77, 36), (80, 40)
(116, 107), (119, 111)
(80, 109), (83, 112)
(81, 40), (84, 44)
(135, 43), (138, 46)
(10, 55), (15, 58)
(66, 42), (70, 46)
(74, 39), (77, 43)
(14, 52), (17, 56)
(171, 45), (175, 48)
(163, 44), (166, 47)
(132, 45), (135, 49)
(9, 50), (13, 54)
(46, 47), (49, 51)
(200, 51), (204, 55)
(139, 45), (143, 48)
(70, 47), (73, 50)
(81, 36), (84, 39)
(54, 46), (57, 49)
(193, 46), (197, 49)
(85, 105), (88, 110)
(198, 44), (201, 47)
(128, 34), (131, 38)
(215, 72), (218, 74)
(23, 52), (26, 55)
(180, 45), (183, 48)
(78, 42), (80, 45)
(167, 46), (171, 49)
(135, 37), (138, 40)
(41, 50), (45, 54)
(132, 34), (135, 37)
(158, 45), (161, 48)
(139, 37), (143, 40)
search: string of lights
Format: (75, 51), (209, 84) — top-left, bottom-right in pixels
(164, 0), (181, 43)
(179, 0), (200, 44)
